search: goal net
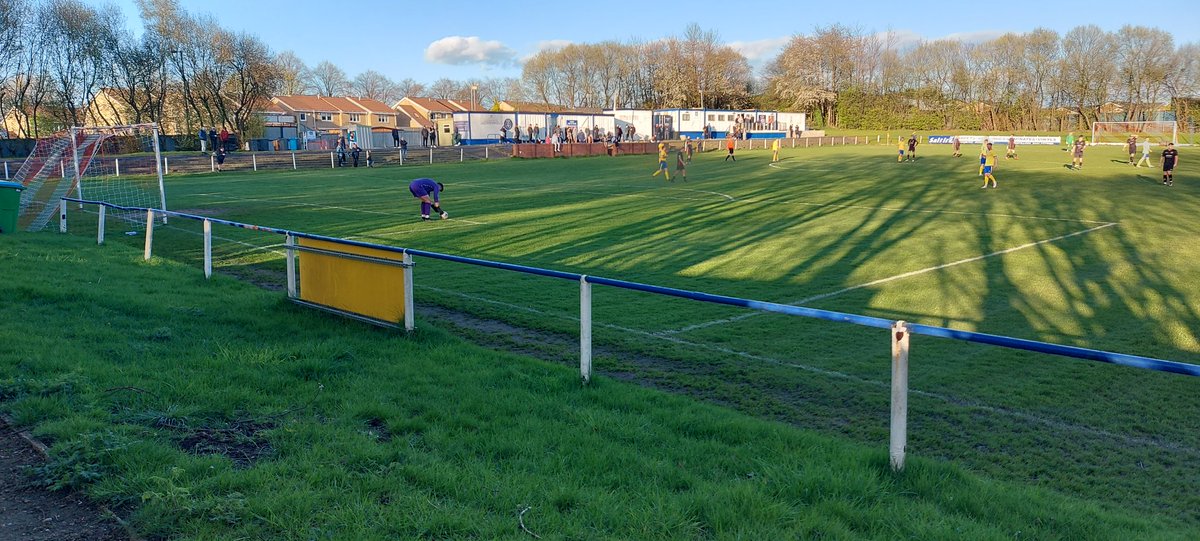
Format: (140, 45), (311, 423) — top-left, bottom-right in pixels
(15, 123), (166, 231)
(1091, 121), (1178, 146)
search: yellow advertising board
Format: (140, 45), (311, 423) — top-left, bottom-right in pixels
(297, 237), (406, 325)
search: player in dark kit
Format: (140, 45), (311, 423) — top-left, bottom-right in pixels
(1127, 135), (1138, 165)
(1160, 143), (1179, 186)
(906, 133), (918, 161)
(409, 178), (448, 220)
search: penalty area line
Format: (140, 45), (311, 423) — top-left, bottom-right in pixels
(662, 221), (1120, 335)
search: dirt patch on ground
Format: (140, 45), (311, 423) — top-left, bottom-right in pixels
(0, 421), (128, 541)
(154, 418), (275, 469)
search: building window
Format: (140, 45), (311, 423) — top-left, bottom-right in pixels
(299, 113), (307, 121)
(681, 113), (690, 121)
(319, 113), (332, 121)
(348, 113), (360, 122)
(377, 115), (388, 123)
(707, 114), (714, 121)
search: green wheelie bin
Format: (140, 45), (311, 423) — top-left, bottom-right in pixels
(0, 181), (24, 234)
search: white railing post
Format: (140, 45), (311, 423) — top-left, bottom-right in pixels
(252, 153), (258, 171)
(484, 146), (488, 160)
(143, 209), (155, 260)
(163, 157), (169, 175)
(58, 200), (67, 233)
(890, 320), (910, 472)
(285, 234), (297, 299)
(403, 251), (414, 332)
(210, 154), (215, 172)
(429, 149), (433, 165)
(203, 219), (212, 279)
(398, 148), (404, 165)
(330, 152), (335, 168)
(292, 153), (297, 170)
(3, 161), (8, 179)
(580, 275), (592, 383)
(114, 158), (120, 176)
(460, 148), (464, 162)
(97, 205), (105, 244)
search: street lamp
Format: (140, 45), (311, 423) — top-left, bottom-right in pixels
(471, 84), (478, 110)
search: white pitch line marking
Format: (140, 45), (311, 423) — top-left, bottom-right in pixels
(662, 221), (1120, 335)
(414, 284), (1198, 456)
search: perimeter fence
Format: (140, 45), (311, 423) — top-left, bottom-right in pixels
(56, 196), (1200, 479)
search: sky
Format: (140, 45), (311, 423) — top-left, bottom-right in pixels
(107, 0), (1199, 84)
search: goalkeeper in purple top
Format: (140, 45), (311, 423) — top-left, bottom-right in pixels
(409, 178), (448, 220)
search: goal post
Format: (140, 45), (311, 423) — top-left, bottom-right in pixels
(16, 123), (167, 231)
(1091, 121), (1178, 145)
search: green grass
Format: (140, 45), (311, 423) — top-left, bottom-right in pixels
(6, 140), (1200, 536)
(0, 233), (1195, 540)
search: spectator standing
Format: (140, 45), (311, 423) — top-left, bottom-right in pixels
(420, 126), (430, 147)
(198, 127), (208, 153)
(350, 143), (361, 167)
(392, 128), (400, 148)
(208, 128), (218, 153)
(218, 127), (230, 150)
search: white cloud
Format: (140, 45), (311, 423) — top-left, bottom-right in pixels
(424, 36), (517, 67)
(727, 36), (791, 62)
(521, 39), (573, 62)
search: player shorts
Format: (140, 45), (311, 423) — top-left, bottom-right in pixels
(659, 161), (668, 170)
(899, 150), (904, 156)
(1163, 161), (1176, 172)
(979, 156), (986, 164)
(983, 165), (993, 174)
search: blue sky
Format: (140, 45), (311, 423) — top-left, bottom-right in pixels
(109, 0), (1199, 83)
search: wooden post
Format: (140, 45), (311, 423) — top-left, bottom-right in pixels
(580, 276), (592, 384)
(143, 209), (155, 260)
(203, 219), (212, 278)
(890, 320), (910, 472)
(403, 251), (415, 332)
(285, 234), (297, 299)
(97, 205), (105, 244)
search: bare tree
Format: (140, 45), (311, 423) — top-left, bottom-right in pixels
(427, 78), (458, 100)
(309, 60), (349, 97)
(40, 0), (120, 128)
(275, 51), (310, 95)
(1059, 25), (1118, 128)
(351, 70), (397, 102)
(393, 78), (425, 100)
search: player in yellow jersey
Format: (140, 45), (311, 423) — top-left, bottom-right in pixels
(897, 136), (905, 162)
(980, 142), (998, 188)
(979, 137), (990, 175)
(771, 138), (781, 162)
(652, 142), (671, 181)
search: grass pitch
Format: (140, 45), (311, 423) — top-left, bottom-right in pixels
(10, 139), (1200, 536)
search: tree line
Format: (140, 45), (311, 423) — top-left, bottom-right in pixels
(763, 24), (1199, 131)
(1, 0), (1195, 139)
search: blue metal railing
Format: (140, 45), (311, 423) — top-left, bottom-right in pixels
(59, 196), (1200, 379)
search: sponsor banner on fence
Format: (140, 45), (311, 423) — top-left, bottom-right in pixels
(929, 135), (1061, 145)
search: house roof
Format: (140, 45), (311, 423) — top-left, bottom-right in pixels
(274, 95), (340, 113)
(348, 97), (395, 114)
(396, 104), (434, 128)
(401, 97), (468, 113)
